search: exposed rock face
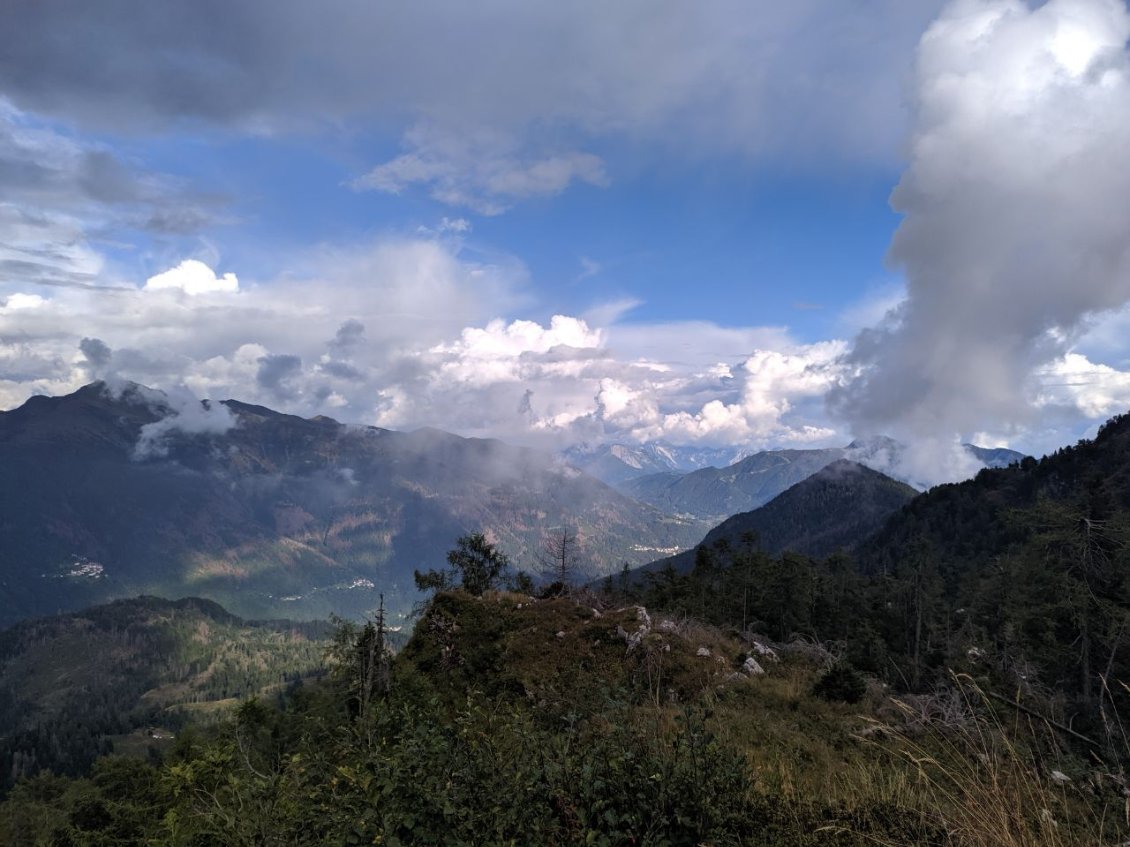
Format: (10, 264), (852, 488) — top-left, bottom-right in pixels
(750, 641), (779, 663)
(742, 657), (765, 676)
(615, 606), (652, 653)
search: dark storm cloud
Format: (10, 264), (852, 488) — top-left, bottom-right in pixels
(79, 336), (112, 379)
(0, 1), (274, 129)
(328, 319), (365, 351)
(0, 0), (941, 163)
(79, 336), (111, 367)
(256, 353), (303, 398)
(319, 360), (364, 382)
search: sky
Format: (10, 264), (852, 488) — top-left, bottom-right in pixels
(3, 0), (1130, 483)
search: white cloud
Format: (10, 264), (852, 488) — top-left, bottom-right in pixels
(353, 126), (609, 214)
(5, 222), (1130, 471)
(832, 0), (1130, 461)
(439, 217), (471, 234)
(0, 292), (45, 311)
(0, 236), (527, 416)
(645, 342), (847, 446)
(0, 221), (864, 455)
(144, 259), (239, 295)
(1034, 352), (1130, 419)
(134, 386), (239, 459)
(429, 315), (604, 386)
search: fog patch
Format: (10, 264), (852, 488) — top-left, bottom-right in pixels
(134, 387), (239, 459)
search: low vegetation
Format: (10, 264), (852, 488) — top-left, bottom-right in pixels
(2, 581), (1124, 846)
(0, 596), (329, 795)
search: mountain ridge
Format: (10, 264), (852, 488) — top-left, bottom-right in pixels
(0, 382), (703, 627)
(620, 439), (1025, 520)
(632, 459), (918, 579)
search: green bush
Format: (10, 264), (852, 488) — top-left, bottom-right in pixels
(812, 663), (867, 704)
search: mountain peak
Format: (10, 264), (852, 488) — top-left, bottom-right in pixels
(844, 435), (901, 452)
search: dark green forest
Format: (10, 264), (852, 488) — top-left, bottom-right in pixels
(0, 597), (329, 794)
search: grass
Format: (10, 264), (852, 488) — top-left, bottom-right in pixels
(848, 674), (1126, 846)
(391, 591), (1128, 845)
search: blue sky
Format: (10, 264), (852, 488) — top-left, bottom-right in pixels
(97, 120), (905, 336)
(3, 0), (1130, 482)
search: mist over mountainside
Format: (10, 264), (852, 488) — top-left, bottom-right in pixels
(855, 411), (1130, 579)
(622, 410), (1130, 716)
(0, 382), (702, 627)
(620, 438), (1024, 521)
(633, 460), (918, 579)
(562, 442), (749, 485)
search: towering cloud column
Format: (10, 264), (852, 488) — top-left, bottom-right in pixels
(832, 0), (1130, 474)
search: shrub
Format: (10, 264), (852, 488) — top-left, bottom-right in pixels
(813, 663), (867, 704)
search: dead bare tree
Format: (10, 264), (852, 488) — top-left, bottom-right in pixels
(539, 525), (579, 591)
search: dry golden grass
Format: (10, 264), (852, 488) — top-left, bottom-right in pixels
(847, 674), (1123, 847)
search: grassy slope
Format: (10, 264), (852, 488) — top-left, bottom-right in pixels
(0, 590), (1119, 845)
(392, 591), (1119, 845)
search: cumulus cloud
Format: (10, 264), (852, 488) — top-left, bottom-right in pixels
(3, 240), (1127, 482)
(144, 260), (239, 295)
(0, 292), (45, 311)
(0, 216), (858, 454)
(364, 310), (849, 450)
(831, 0), (1130, 478)
(9, 225), (1130, 473)
(0, 235), (510, 404)
(1034, 352), (1130, 420)
(641, 343), (846, 446)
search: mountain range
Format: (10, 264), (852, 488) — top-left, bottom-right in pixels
(0, 381), (1031, 631)
(3, 394), (1128, 844)
(633, 459), (919, 580)
(562, 441), (749, 485)
(0, 382), (702, 627)
(618, 437), (1025, 521)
